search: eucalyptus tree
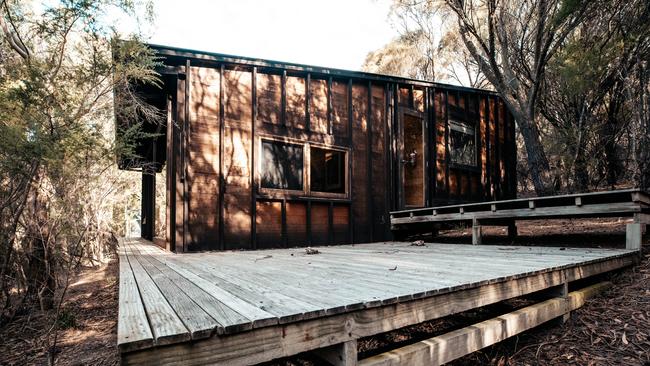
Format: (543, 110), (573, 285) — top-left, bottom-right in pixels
(442, 0), (597, 195)
(0, 0), (160, 324)
(538, 0), (650, 191)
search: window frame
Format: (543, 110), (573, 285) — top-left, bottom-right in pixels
(447, 119), (479, 170)
(257, 136), (307, 195)
(308, 142), (349, 199)
(256, 135), (350, 199)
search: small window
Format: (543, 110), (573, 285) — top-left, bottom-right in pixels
(310, 147), (346, 194)
(260, 140), (304, 190)
(448, 120), (476, 166)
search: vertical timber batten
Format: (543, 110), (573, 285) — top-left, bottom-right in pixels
(183, 59), (190, 252)
(218, 64), (225, 251)
(444, 90), (450, 201)
(485, 95), (492, 200)
(430, 87), (437, 202)
(384, 83), (392, 238)
(166, 89), (175, 252)
(305, 73), (311, 132)
(251, 67), (257, 249)
(424, 87), (430, 207)
(393, 84), (401, 210)
(367, 81), (374, 242)
(281, 70), (287, 127)
(327, 77), (333, 135)
(348, 79), (354, 243)
(173, 65), (185, 252)
(495, 96), (501, 198)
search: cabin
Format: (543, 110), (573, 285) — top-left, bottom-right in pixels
(117, 44), (516, 252)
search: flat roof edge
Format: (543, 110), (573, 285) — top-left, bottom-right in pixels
(146, 43), (499, 95)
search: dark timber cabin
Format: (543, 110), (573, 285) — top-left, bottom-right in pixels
(116, 44), (517, 252)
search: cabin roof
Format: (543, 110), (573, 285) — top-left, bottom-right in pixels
(149, 43), (499, 95)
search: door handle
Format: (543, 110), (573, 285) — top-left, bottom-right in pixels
(401, 150), (417, 166)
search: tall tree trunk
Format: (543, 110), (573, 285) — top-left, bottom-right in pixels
(512, 107), (552, 195)
(637, 61), (650, 190)
(24, 172), (55, 311)
(602, 86), (624, 188)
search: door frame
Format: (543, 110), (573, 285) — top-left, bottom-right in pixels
(397, 107), (428, 210)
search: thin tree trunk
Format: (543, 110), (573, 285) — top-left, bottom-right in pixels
(602, 87), (624, 188)
(573, 145), (589, 192)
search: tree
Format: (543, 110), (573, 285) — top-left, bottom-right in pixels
(363, 31), (436, 80)
(0, 0), (160, 361)
(538, 0), (650, 191)
(363, 6), (488, 88)
(442, 0), (596, 195)
(436, 29), (490, 89)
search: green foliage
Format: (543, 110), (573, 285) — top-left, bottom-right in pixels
(553, 0), (587, 26)
(0, 0), (160, 325)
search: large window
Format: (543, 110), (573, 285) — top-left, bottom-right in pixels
(260, 140), (304, 190)
(448, 120), (476, 166)
(259, 139), (348, 196)
(310, 147), (345, 194)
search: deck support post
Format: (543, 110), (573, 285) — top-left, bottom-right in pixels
(141, 172), (155, 241)
(430, 226), (439, 240)
(548, 282), (570, 324)
(626, 223), (642, 250)
(313, 339), (358, 366)
(626, 213), (647, 251)
(507, 220), (517, 240)
(472, 218), (482, 245)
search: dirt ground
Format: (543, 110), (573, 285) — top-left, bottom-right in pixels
(0, 260), (119, 366)
(1, 218), (647, 366)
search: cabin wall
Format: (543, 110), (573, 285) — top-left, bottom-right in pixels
(164, 58), (515, 252)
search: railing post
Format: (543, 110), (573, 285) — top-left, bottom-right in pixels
(472, 218), (482, 245)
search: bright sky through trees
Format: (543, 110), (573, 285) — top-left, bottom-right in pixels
(138, 0), (398, 70)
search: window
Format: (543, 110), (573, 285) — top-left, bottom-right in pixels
(260, 140), (304, 190)
(448, 120), (476, 166)
(310, 147), (345, 194)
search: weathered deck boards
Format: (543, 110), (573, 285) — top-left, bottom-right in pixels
(118, 238), (637, 365)
(390, 189), (650, 249)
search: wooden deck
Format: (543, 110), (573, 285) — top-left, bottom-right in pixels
(118, 238), (638, 365)
(391, 189), (649, 248)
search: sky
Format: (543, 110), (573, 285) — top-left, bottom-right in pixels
(142, 0), (399, 71)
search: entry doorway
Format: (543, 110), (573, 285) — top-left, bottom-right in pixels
(399, 109), (426, 208)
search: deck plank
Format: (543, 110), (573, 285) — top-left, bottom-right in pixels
(135, 241), (277, 330)
(139, 254), (254, 334)
(191, 258), (368, 314)
(117, 242), (154, 352)
(129, 245), (222, 339)
(123, 240), (191, 346)
(170, 253), (328, 323)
